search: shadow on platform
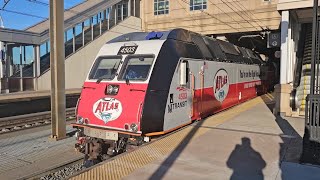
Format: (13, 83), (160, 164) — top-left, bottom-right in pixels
(227, 137), (266, 180)
(148, 118), (205, 180)
(148, 94), (305, 180)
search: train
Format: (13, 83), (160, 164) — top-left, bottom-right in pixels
(72, 29), (276, 166)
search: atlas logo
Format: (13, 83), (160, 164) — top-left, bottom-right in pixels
(213, 69), (229, 102)
(93, 98), (122, 124)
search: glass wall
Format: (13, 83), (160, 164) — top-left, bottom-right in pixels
(83, 18), (92, 45)
(40, 41), (49, 57)
(74, 23), (83, 51)
(24, 1), (130, 77)
(2, 0), (136, 93)
(117, 4), (122, 22)
(65, 28), (74, 57)
(11, 46), (35, 77)
(41, 0), (130, 72)
(92, 14), (100, 39)
(107, 7), (115, 29)
(123, 3), (128, 19)
(6, 44), (35, 92)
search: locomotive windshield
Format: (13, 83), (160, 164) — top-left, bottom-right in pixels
(119, 55), (154, 81)
(89, 56), (122, 80)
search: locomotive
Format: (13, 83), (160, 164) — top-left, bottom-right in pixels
(72, 29), (275, 165)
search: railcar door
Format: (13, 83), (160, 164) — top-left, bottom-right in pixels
(163, 59), (194, 131)
(187, 60), (204, 120)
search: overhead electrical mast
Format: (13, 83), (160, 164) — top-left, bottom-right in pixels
(49, 0), (66, 140)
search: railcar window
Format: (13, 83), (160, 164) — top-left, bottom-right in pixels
(88, 56), (122, 80)
(203, 37), (226, 60)
(217, 40), (240, 56)
(119, 55), (154, 81)
(239, 47), (250, 58)
(191, 34), (212, 59)
(246, 49), (256, 59)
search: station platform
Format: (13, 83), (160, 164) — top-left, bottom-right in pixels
(0, 88), (81, 103)
(71, 94), (320, 180)
(0, 125), (82, 180)
(0, 89), (81, 117)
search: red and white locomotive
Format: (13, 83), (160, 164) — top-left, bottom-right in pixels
(72, 29), (275, 165)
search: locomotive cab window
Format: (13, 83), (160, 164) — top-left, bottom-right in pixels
(88, 56), (122, 80)
(119, 55), (155, 81)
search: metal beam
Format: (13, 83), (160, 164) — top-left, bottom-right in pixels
(280, 10), (289, 84)
(34, 45), (40, 90)
(0, 28), (41, 45)
(0, 0), (123, 44)
(50, 0), (66, 140)
(310, 0), (318, 94)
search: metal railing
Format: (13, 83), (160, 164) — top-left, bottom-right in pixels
(301, 0), (320, 165)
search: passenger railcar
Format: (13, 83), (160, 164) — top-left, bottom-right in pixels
(72, 29), (275, 165)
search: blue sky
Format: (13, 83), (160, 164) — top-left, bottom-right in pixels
(0, 0), (84, 30)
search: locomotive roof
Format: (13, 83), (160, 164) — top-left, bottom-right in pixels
(108, 29), (265, 65)
(107, 29), (192, 43)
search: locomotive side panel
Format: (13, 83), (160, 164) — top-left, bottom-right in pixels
(203, 61), (239, 114)
(236, 64), (262, 103)
(162, 59), (262, 128)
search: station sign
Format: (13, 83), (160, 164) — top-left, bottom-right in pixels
(267, 32), (281, 48)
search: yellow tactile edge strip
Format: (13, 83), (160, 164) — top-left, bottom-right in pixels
(71, 94), (273, 180)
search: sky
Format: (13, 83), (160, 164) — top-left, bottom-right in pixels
(0, 0), (85, 30)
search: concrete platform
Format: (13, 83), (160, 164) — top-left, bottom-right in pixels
(0, 88), (80, 103)
(0, 89), (80, 118)
(71, 94), (320, 180)
(0, 125), (82, 180)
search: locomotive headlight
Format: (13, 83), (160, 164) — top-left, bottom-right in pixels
(130, 123), (138, 132)
(113, 86), (119, 94)
(77, 116), (84, 124)
(107, 85), (114, 94)
(106, 84), (119, 95)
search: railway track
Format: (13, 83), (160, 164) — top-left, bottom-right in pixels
(28, 143), (142, 179)
(0, 108), (76, 134)
(25, 157), (84, 180)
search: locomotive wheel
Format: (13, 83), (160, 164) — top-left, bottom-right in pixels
(115, 137), (128, 154)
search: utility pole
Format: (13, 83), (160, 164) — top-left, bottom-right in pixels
(49, 0), (66, 140)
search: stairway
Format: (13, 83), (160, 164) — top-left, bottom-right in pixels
(296, 23), (314, 110)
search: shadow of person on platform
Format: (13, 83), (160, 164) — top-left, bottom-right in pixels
(227, 137), (266, 180)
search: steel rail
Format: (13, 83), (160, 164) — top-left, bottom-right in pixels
(0, 108), (76, 134)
